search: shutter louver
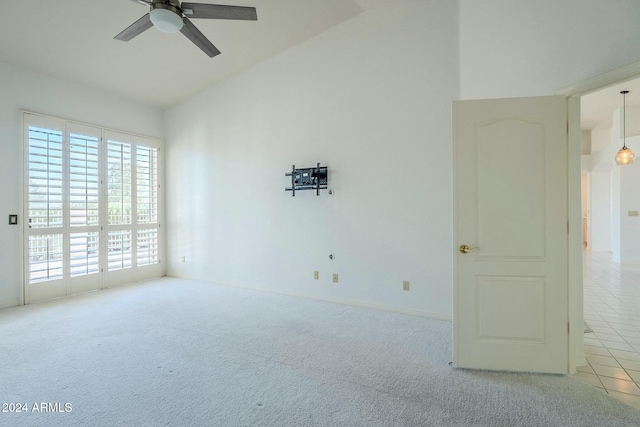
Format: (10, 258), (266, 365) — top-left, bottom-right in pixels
(70, 232), (100, 277)
(28, 234), (63, 283)
(69, 133), (100, 227)
(136, 146), (158, 224)
(28, 126), (63, 229)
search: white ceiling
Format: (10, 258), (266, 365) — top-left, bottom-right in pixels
(3, 0), (636, 125)
(0, 0), (405, 110)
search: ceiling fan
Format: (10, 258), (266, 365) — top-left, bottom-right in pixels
(115, 0), (257, 58)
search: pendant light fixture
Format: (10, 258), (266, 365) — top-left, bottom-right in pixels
(615, 90), (635, 166)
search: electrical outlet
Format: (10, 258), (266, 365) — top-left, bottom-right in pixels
(403, 281), (410, 291)
(333, 273), (339, 283)
(314, 271), (319, 280)
(181, 256), (186, 263)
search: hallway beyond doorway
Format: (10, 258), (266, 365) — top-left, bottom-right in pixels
(575, 251), (640, 408)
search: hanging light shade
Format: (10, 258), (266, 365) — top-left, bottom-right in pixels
(616, 90), (635, 165)
(615, 146), (635, 165)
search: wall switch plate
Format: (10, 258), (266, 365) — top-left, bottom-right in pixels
(181, 256), (186, 263)
(629, 211), (639, 217)
(8, 214), (17, 225)
(403, 281), (410, 291)
(314, 271), (319, 280)
(332, 273), (339, 283)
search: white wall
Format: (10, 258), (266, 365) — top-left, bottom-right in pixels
(164, 0), (640, 319)
(590, 108), (640, 264)
(590, 171), (612, 252)
(588, 127), (616, 253)
(619, 151), (640, 264)
(0, 61), (163, 309)
(612, 165), (622, 263)
(615, 103), (640, 263)
(591, 128), (612, 154)
(581, 131), (591, 155)
(164, 1), (459, 317)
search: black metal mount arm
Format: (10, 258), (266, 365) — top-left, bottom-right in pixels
(285, 163), (328, 197)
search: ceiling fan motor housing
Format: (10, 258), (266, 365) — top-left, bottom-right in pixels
(150, 0), (184, 33)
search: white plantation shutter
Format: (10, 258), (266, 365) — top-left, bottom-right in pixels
(106, 134), (134, 274)
(23, 113), (162, 303)
(69, 132), (100, 227)
(136, 144), (159, 268)
(137, 228), (158, 266)
(67, 125), (102, 281)
(26, 116), (65, 287)
(108, 230), (133, 271)
(27, 125), (64, 229)
(136, 145), (158, 224)
(107, 140), (133, 227)
(28, 234), (63, 283)
(69, 232), (100, 277)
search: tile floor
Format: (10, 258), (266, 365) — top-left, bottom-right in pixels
(576, 251), (640, 409)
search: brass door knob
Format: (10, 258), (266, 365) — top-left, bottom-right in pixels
(459, 244), (480, 254)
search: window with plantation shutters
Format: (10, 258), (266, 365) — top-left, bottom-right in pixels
(106, 138), (133, 272)
(27, 122), (64, 285)
(136, 145), (159, 266)
(68, 130), (101, 278)
(23, 112), (162, 303)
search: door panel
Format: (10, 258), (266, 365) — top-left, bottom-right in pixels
(476, 118), (546, 260)
(453, 95), (568, 374)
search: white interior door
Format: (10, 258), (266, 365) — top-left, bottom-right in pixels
(453, 95), (569, 374)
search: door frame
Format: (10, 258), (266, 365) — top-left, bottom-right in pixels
(558, 59), (640, 373)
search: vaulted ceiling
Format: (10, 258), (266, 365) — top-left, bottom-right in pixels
(0, 0), (400, 109)
(2, 0), (637, 128)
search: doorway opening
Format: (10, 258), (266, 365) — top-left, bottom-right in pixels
(572, 73), (640, 406)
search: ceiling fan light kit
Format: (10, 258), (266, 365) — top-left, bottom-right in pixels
(150, 4), (184, 33)
(115, 0), (257, 57)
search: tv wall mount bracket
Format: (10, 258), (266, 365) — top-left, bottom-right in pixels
(285, 163), (328, 197)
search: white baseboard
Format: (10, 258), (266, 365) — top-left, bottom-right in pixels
(0, 301), (20, 310)
(165, 274), (452, 322)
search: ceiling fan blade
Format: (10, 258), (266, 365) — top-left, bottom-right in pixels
(181, 3), (257, 20)
(128, 0), (151, 5)
(180, 18), (221, 57)
(114, 13), (153, 41)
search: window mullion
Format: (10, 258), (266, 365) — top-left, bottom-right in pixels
(62, 123), (70, 292)
(97, 131), (107, 285)
(131, 142), (138, 279)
